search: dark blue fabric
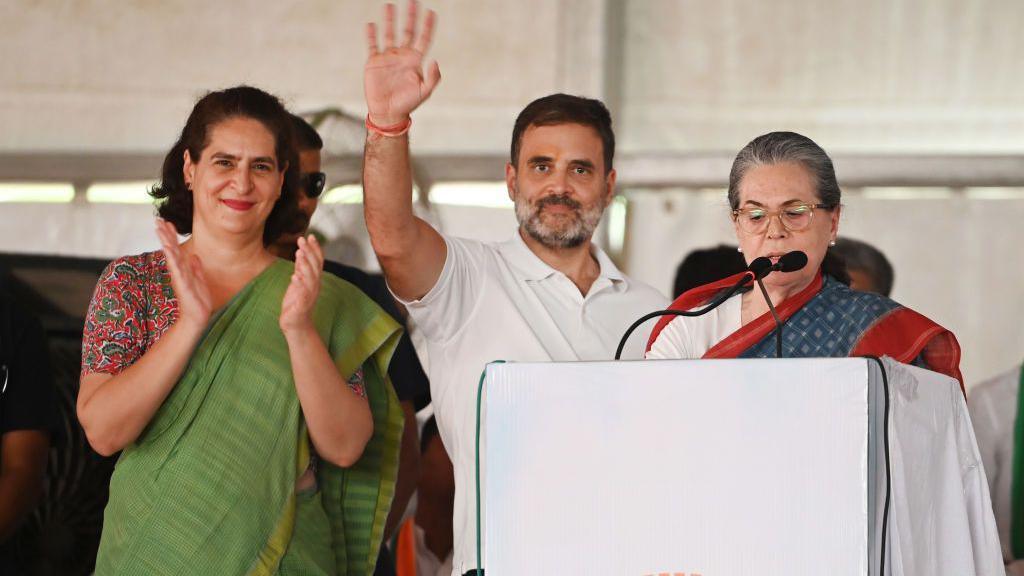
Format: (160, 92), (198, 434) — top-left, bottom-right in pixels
(740, 275), (902, 359)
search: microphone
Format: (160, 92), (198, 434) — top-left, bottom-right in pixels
(776, 251), (808, 273)
(753, 251), (808, 358)
(613, 251), (809, 360)
(614, 259), (766, 360)
(747, 256), (773, 280)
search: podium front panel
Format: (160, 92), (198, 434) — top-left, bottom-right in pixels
(484, 358), (870, 575)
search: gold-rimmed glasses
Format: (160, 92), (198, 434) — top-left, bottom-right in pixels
(731, 203), (832, 235)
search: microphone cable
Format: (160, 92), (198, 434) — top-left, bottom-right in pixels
(613, 271), (755, 360)
(613, 255), (779, 360)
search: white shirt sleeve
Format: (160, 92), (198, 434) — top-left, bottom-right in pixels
(645, 316), (696, 360)
(393, 235), (485, 345)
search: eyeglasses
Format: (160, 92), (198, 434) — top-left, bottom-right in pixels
(301, 172), (327, 199)
(732, 203), (832, 234)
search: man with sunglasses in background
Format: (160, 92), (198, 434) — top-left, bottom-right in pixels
(271, 113), (430, 576)
(269, 119), (328, 259)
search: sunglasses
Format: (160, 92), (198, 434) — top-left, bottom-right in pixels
(301, 172), (327, 198)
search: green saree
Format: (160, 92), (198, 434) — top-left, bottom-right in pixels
(94, 260), (403, 576)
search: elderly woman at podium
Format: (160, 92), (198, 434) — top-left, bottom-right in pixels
(645, 131), (962, 385)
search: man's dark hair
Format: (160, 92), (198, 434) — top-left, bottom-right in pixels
(289, 113), (324, 152)
(510, 93), (615, 174)
(673, 244), (748, 297)
(831, 237), (895, 296)
(150, 85), (302, 246)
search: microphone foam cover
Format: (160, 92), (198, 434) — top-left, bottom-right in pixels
(778, 251), (809, 272)
(747, 256), (773, 278)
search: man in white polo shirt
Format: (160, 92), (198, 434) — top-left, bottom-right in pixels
(362, 4), (668, 574)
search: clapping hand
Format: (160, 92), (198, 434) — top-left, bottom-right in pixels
(156, 219), (213, 330)
(364, 0), (441, 127)
(280, 235), (324, 335)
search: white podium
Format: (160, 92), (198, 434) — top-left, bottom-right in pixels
(481, 357), (1002, 576)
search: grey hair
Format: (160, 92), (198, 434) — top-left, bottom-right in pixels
(727, 131), (842, 211)
(727, 131), (852, 286)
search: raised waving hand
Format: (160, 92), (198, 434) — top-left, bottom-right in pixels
(364, 1), (441, 126)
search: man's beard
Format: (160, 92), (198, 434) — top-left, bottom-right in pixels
(515, 192), (605, 249)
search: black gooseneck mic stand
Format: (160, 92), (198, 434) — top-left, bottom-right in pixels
(754, 251), (809, 358)
(755, 276), (784, 358)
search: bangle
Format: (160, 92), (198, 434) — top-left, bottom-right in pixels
(365, 115), (412, 137)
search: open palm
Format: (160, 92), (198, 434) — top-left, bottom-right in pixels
(155, 219), (213, 329)
(364, 1), (441, 126)
(279, 235), (324, 335)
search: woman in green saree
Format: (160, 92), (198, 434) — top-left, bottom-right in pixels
(77, 86), (403, 575)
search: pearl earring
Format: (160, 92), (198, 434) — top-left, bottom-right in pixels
(829, 240), (836, 247)
(737, 246), (743, 253)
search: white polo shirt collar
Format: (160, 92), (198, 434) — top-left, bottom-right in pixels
(497, 229), (626, 289)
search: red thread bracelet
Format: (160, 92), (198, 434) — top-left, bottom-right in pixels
(365, 115), (412, 137)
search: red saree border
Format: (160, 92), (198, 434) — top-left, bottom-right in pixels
(702, 272), (824, 359)
(851, 307), (963, 389)
(645, 271), (824, 357)
(645, 270), (755, 353)
(645, 270), (964, 392)
(643, 270), (825, 357)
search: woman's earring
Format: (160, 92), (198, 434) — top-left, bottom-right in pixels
(829, 240), (836, 247)
(737, 246), (743, 253)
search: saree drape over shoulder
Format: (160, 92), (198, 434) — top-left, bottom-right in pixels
(94, 260), (403, 576)
(646, 271), (963, 387)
